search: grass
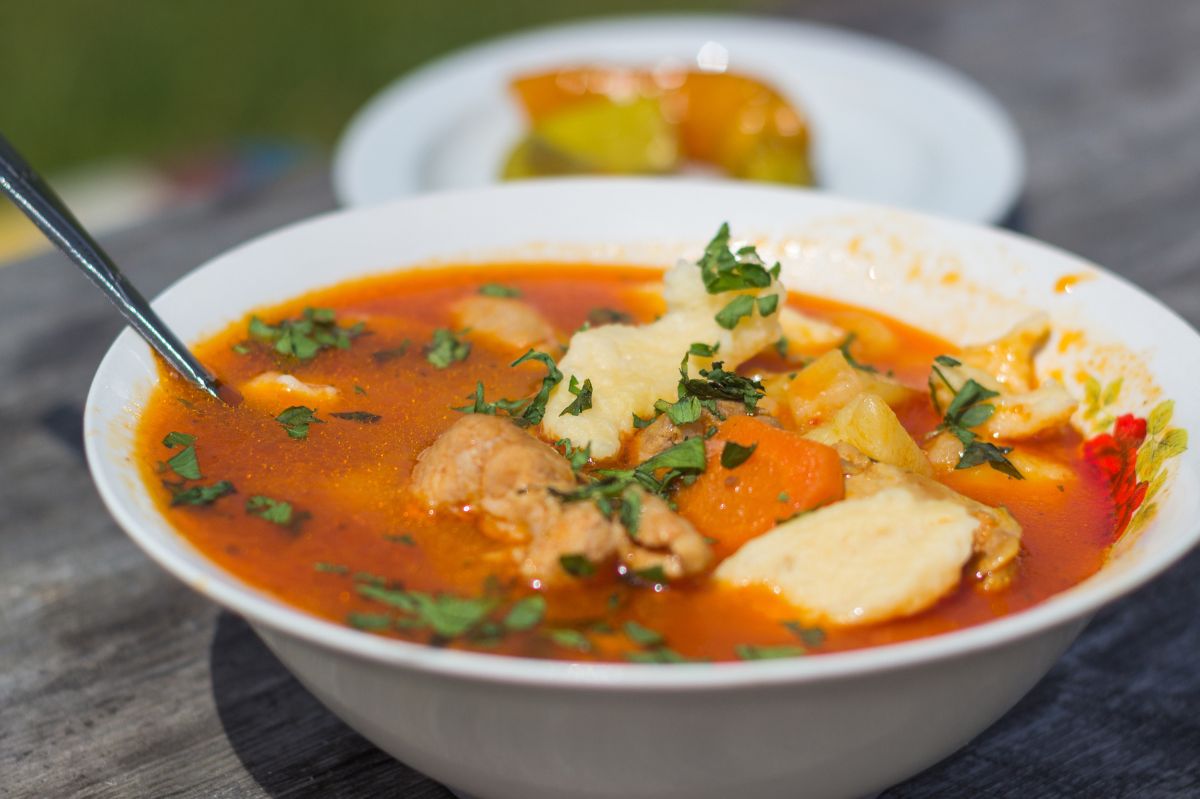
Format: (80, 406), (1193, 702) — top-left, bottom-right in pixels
(1, 0), (764, 173)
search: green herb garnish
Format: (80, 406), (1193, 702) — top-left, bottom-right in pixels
(168, 480), (234, 506)
(249, 307), (364, 361)
(372, 340), (411, 363)
(315, 562), (349, 574)
(355, 584), (497, 638)
(624, 648), (696, 664)
(275, 406), (322, 440)
(479, 283), (520, 298)
(554, 438), (592, 472)
(331, 411), (382, 423)
(425, 328), (471, 369)
(346, 613), (391, 630)
(586, 307), (634, 327)
(696, 223), (780, 293)
(162, 431), (202, 480)
(559, 375), (594, 416)
(838, 333), (878, 373)
(384, 533), (416, 546)
(734, 644), (806, 660)
(623, 620), (665, 647)
(783, 621), (826, 647)
(929, 358), (1022, 479)
(547, 628), (592, 652)
(502, 595), (546, 631)
(559, 553), (597, 578)
(714, 294), (756, 330)
(720, 440), (757, 469)
(245, 495), (295, 525)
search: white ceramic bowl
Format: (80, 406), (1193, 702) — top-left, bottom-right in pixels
(85, 180), (1200, 799)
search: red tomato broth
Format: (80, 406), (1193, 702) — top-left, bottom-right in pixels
(135, 262), (1120, 661)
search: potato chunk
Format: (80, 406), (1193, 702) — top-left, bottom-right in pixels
(806, 393), (932, 476)
(773, 349), (918, 429)
(959, 312), (1049, 393)
(716, 487), (975, 625)
(542, 256), (784, 458)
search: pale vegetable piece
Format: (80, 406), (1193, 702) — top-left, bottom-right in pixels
(925, 430), (1073, 482)
(959, 312), (1050, 393)
(778, 307), (845, 359)
(542, 257), (784, 458)
(844, 460), (1022, 592)
(814, 393), (932, 476)
(716, 487), (975, 626)
(985, 384), (1078, 440)
(450, 295), (560, 353)
(776, 349), (917, 428)
(240, 372), (339, 413)
(824, 309), (899, 359)
(931, 360), (1077, 441)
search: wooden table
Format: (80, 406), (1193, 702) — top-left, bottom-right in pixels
(4, 1), (1199, 796)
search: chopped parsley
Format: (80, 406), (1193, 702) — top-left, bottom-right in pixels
(372, 340), (411, 363)
(783, 621), (827, 647)
(425, 328), (471, 369)
(453, 349), (563, 425)
(559, 553), (597, 578)
(314, 562), (349, 574)
(162, 431), (201, 480)
(632, 565), (668, 584)
(734, 644), (806, 660)
(245, 495), (295, 526)
(623, 620), (665, 647)
(330, 411), (382, 423)
(838, 333), (878, 373)
(559, 375), (593, 416)
(383, 533), (416, 546)
(624, 648), (696, 664)
(479, 283), (521, 298)
(720, 440), (757, 469)
(929, 357), (1023, 479)
(654, 395), (703, 425)
(554, 438), (592, 472)
(248, 307), (364, 361)
(547, 628), (592, 652)
(714, 294), (756, 330)
(355, 584), (497, 639)
(275, 406), (322, 440)
(774, 337), (789, 359)
(696, 223), (781, 294)
(502, 595), (546, 631)
(679, 360), (765, 414)
(346, 613), (391, 630)
(586, 307), (634, 327)
(168, 480), (235, 506)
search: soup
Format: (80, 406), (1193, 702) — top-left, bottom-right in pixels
(136, 228), (1119, 662)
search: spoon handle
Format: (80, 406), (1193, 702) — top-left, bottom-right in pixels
(0, 132), (223, 400)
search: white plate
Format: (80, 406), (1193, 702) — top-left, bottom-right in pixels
(333, 14), (1025, 223)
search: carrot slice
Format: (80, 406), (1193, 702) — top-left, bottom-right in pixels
(673, 415), (844, 557)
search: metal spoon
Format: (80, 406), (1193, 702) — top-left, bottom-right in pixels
(0, 132), (234, 403)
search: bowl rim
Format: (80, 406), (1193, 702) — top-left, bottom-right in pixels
(84, 178), (1200, 691)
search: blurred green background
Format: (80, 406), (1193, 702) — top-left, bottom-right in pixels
(2, 0), (767, 173)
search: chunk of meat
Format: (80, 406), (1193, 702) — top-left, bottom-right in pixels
(450, 296), (560, 353)
(959, 312), (1050, 393)
(628, 400), (746, 463)
(845, 460), (1022, 592)
(716, 486), (976, 626)
(411, 415), (712, 585)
